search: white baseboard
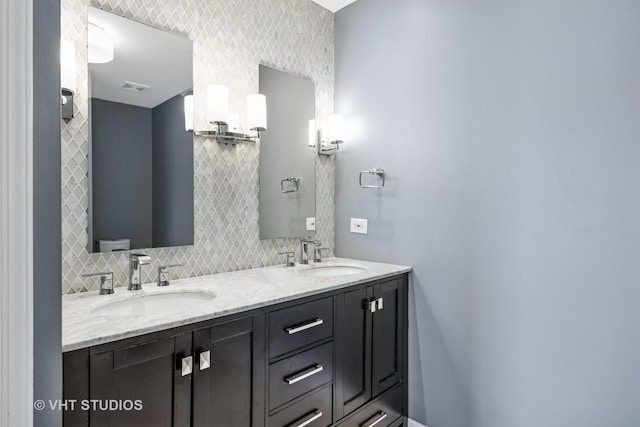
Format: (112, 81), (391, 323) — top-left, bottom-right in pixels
(408, 419), (428, 427)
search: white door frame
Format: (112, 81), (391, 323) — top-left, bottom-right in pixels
(1, 0), (34, 426)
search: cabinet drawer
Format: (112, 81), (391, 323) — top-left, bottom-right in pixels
(268, 384), (332, 427)
(269, 297), (333, 359)
(337, 385), (402, 427)
(269, 341), (333, 410)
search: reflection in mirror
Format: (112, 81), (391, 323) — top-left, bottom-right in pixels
(88, 7), (194, 253)
(259, 65), (316, 239)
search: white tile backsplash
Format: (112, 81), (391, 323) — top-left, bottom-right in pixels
(61, 0), (335, 294)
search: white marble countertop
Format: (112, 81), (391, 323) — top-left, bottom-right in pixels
(62, 258), (411, 352)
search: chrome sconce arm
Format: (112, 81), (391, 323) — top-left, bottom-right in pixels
(193, 122), (263, 146)
(308, 115), (345, 156)
(317, 137), (343, 156)
(61, 89), (74, 120)
(184, 89), (267, 146)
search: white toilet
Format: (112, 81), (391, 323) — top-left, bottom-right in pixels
(98, 238), (130, 252)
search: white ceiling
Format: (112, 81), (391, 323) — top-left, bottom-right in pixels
(311, 0), (358, 13)
(88, 7), (192, 109)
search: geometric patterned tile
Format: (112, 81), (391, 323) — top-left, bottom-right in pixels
(61, 0), (335, 294)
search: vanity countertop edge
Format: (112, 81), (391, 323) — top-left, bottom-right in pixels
(62, 258), (412, 352)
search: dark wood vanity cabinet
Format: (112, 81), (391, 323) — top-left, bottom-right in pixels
(63, 273), (408, 427)
(63, 315), (265, 427)
(87, 332), (191, 427)
(192, 316), (266, 427)
(335, 277), (406, 421)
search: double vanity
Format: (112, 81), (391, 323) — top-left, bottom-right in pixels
(63, 258), (411, 427)
(62, 4), (408, 427)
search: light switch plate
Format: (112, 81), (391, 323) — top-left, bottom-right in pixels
(306, 217), (316, 231)
(350, 218), (368, 234)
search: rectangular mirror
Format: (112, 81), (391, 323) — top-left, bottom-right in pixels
(88, 7), (194, 252)
(259, 65), (316, 239)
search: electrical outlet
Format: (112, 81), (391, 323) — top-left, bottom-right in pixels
(306, 217), (316, 231)
(350, 218), (368, 234)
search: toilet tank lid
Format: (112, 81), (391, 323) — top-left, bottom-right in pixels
(99, 238), (130, 244)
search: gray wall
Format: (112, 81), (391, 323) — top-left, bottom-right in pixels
(91, 98), (153, 249)
(151, 94), (194, 247)
(33, 0), (62, 424)
(334, 1), (640, 426)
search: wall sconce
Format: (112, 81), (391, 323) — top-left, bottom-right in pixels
(185, 84), (267, 145)
(184, 94), (194, 131)
(308, 114), (345, 156)
(60, 39), (76, 120)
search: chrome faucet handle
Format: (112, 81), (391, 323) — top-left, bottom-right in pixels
(313, 247), (330, 263)
(278, 251), (296, 267)
(83, 271), (114, 295)
(157, 264), (183, 287)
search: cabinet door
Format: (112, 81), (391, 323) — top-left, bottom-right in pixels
(192, 315), (266, 427)
(371, 279), (404, 397)
(89, 333), (192, 427)
(335, 287), (373, 419)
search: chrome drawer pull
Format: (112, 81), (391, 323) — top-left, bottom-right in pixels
(286, 318), (324, 335)
(289, 409), (323, 427)
(285, 364), (324, 384)
(362, 411), (388, 427)
(181, 356), (193, 377)
(199, 350), (211, 371)
(369, 300), (377, 313)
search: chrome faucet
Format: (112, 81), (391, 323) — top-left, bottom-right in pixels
(83, 271), (114, 295)
(129, 253), (151, 291)
(300, 237), (321, 265)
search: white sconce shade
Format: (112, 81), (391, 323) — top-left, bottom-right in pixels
(328, 114), (344, 144)
(191, 87), (268, 145)
(227, 112), (240, 133)
(183, 94), (193, 131)
(60, 40), (76, 93)
(247, 94), (267, 131)
(88, 23), (114, 64)
(308, 120), (317, 147)
(207, 84), (229, 124)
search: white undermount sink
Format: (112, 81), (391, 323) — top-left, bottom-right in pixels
(91, 291), (216, 316)
(299, 264), (367, 277)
